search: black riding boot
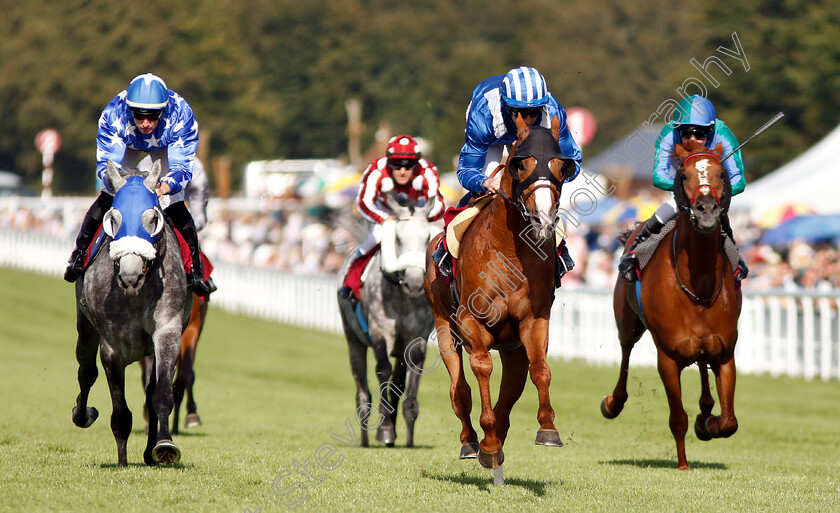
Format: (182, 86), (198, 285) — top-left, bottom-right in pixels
(64, 192), (113, 283)
(432, 241), (452, 277)
(720, 212), (749, 282)
(618, 216), (665, 281)
(166, 202), (210, 297)
(555, 242), (575, 288)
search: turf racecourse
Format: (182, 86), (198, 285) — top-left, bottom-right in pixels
(0, 268), (838, 513)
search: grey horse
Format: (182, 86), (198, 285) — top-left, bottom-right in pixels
(337, 194), (438, 448)
(71, 160), (191, 467)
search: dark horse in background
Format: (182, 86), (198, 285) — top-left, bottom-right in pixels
(424, 114), (575, 472)
(601, 140), (742, 470)
(71, 160), (191, 467)
(337, 193), (437, 448)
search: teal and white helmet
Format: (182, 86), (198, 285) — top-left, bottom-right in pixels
(501, 66), (549, 108)
(126, 73), (169, 111)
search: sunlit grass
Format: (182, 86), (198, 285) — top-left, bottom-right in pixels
(0, 268), (837, 513)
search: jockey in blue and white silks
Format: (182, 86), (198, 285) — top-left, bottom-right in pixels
(96, 78), (199, 203)
(65, 73), (210, 296)
(618, 94), (749, 282)
(434, 66), (582, 286)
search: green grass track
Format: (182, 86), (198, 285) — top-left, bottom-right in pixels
(0, 268), (838, 512)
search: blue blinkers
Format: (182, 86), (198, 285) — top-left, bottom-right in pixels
(111, 176), (161, 244)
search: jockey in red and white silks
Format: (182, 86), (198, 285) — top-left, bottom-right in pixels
(339, 135), (445, 298)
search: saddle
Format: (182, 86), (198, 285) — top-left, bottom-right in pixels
(633, 220), (740, 276)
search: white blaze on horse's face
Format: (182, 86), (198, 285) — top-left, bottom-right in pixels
(533, 178), (555, 238)
(695, 159), (712, 195)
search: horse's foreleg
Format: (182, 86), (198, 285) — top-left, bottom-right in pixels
(149, 327), (181, 465)
(468, 347), (503, 469)
(694, 363), (715, 441)
(371, 340), (397, 446)
(345, 335), (372, 447)
(657, 350), (689, 470)
(402, 338), (425, 448)
(72, 312), (100, 429)
(437, 325), (478, 458)
(521, 321), (562, 446)
(494, 346), (529, 446)
(602, 287), (646, 419)
(99, 345), (132, 468)
(707, 358), (738, 439)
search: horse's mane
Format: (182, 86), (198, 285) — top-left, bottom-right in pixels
(617, 224), (641, 245)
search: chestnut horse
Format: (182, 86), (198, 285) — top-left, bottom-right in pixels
(424, 114), (575, 470)
(601, 140), (742, 470)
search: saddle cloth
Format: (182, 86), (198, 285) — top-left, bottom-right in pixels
(634, 220), (740, 274)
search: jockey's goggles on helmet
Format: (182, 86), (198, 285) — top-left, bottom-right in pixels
(508, 106), (542, 119)
(130, 107), (163, 121)
(679, 125), (711, 140)
(388, 159), (418, 170)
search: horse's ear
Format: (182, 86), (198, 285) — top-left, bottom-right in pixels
(551, 115), (560, 142)
(713, 142), (724, 159)
(143, 159), (163, 191)
(515, 113), (530, 143)
(106, 161), (126, 192)
(674, 144), (689, 162)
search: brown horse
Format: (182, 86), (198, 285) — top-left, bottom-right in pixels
(601, 140), (742, 470)
(141, 292), (208, 433)
(423, 114), (576, 470)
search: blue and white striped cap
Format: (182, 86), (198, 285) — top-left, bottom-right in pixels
(501, 67), (549, 108)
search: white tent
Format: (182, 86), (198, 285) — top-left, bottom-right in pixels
(734, 124), (840, 219)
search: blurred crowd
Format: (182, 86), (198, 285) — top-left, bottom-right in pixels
(1, 195), (836, 292)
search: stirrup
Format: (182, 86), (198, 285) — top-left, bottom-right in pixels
(186, 269), (210, 297)
(64, 249), (86, 283)
(618, 252), (638, 282)
(433, 244), (452, 277)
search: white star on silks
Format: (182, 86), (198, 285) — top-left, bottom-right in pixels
(163, 117), (171, 130)
(124, 124), (136, 137)
(146, 133), (161, 148)
(172, 120), (185, 133)
(191, 120), (199, 132)
(178, 177), (190, 190)
(112, 117), (124, 133)
(108, 131), (123, 147)
(174, 137), (185, 148)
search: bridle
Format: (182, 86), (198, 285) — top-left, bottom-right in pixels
(672, 150), (727, 303)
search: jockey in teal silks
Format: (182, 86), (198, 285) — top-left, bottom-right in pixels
(618, 94), (748, 282)
(432, 66), (582, 285)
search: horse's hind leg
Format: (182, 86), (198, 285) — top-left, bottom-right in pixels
(602, 284), (646, 419)
(99, 345), (132, 467)
(705, 358), (738, 439)
(72, 311), (100, 429)
(176, 294), (207, 433)
(694, 363), (715, 441)
(371, 341), (397, 446)
(657, 351), (689, 470)
(494, 346), (529, 446)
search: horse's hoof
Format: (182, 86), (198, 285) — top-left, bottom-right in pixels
(694, 416), (712, 441)
(600, 395), (622, 419)
(477, 448), (504, 469)
(534, 429), (563, 447)
(152, 440), (181, 464)
(376, 426), (396, 445)
(459, 442), (479, 459)
(185, 413), (202, 427)
(72, 406), (98, 428)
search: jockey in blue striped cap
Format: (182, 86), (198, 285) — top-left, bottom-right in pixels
(433, 66), (582, 286)
(63, 73), (210, 296)
(617, 94), (748, 283)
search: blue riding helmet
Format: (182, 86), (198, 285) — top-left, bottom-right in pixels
(674, 94), (716, 127)
(126, 73), (169, 110)
(501, 66), (550, 108)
